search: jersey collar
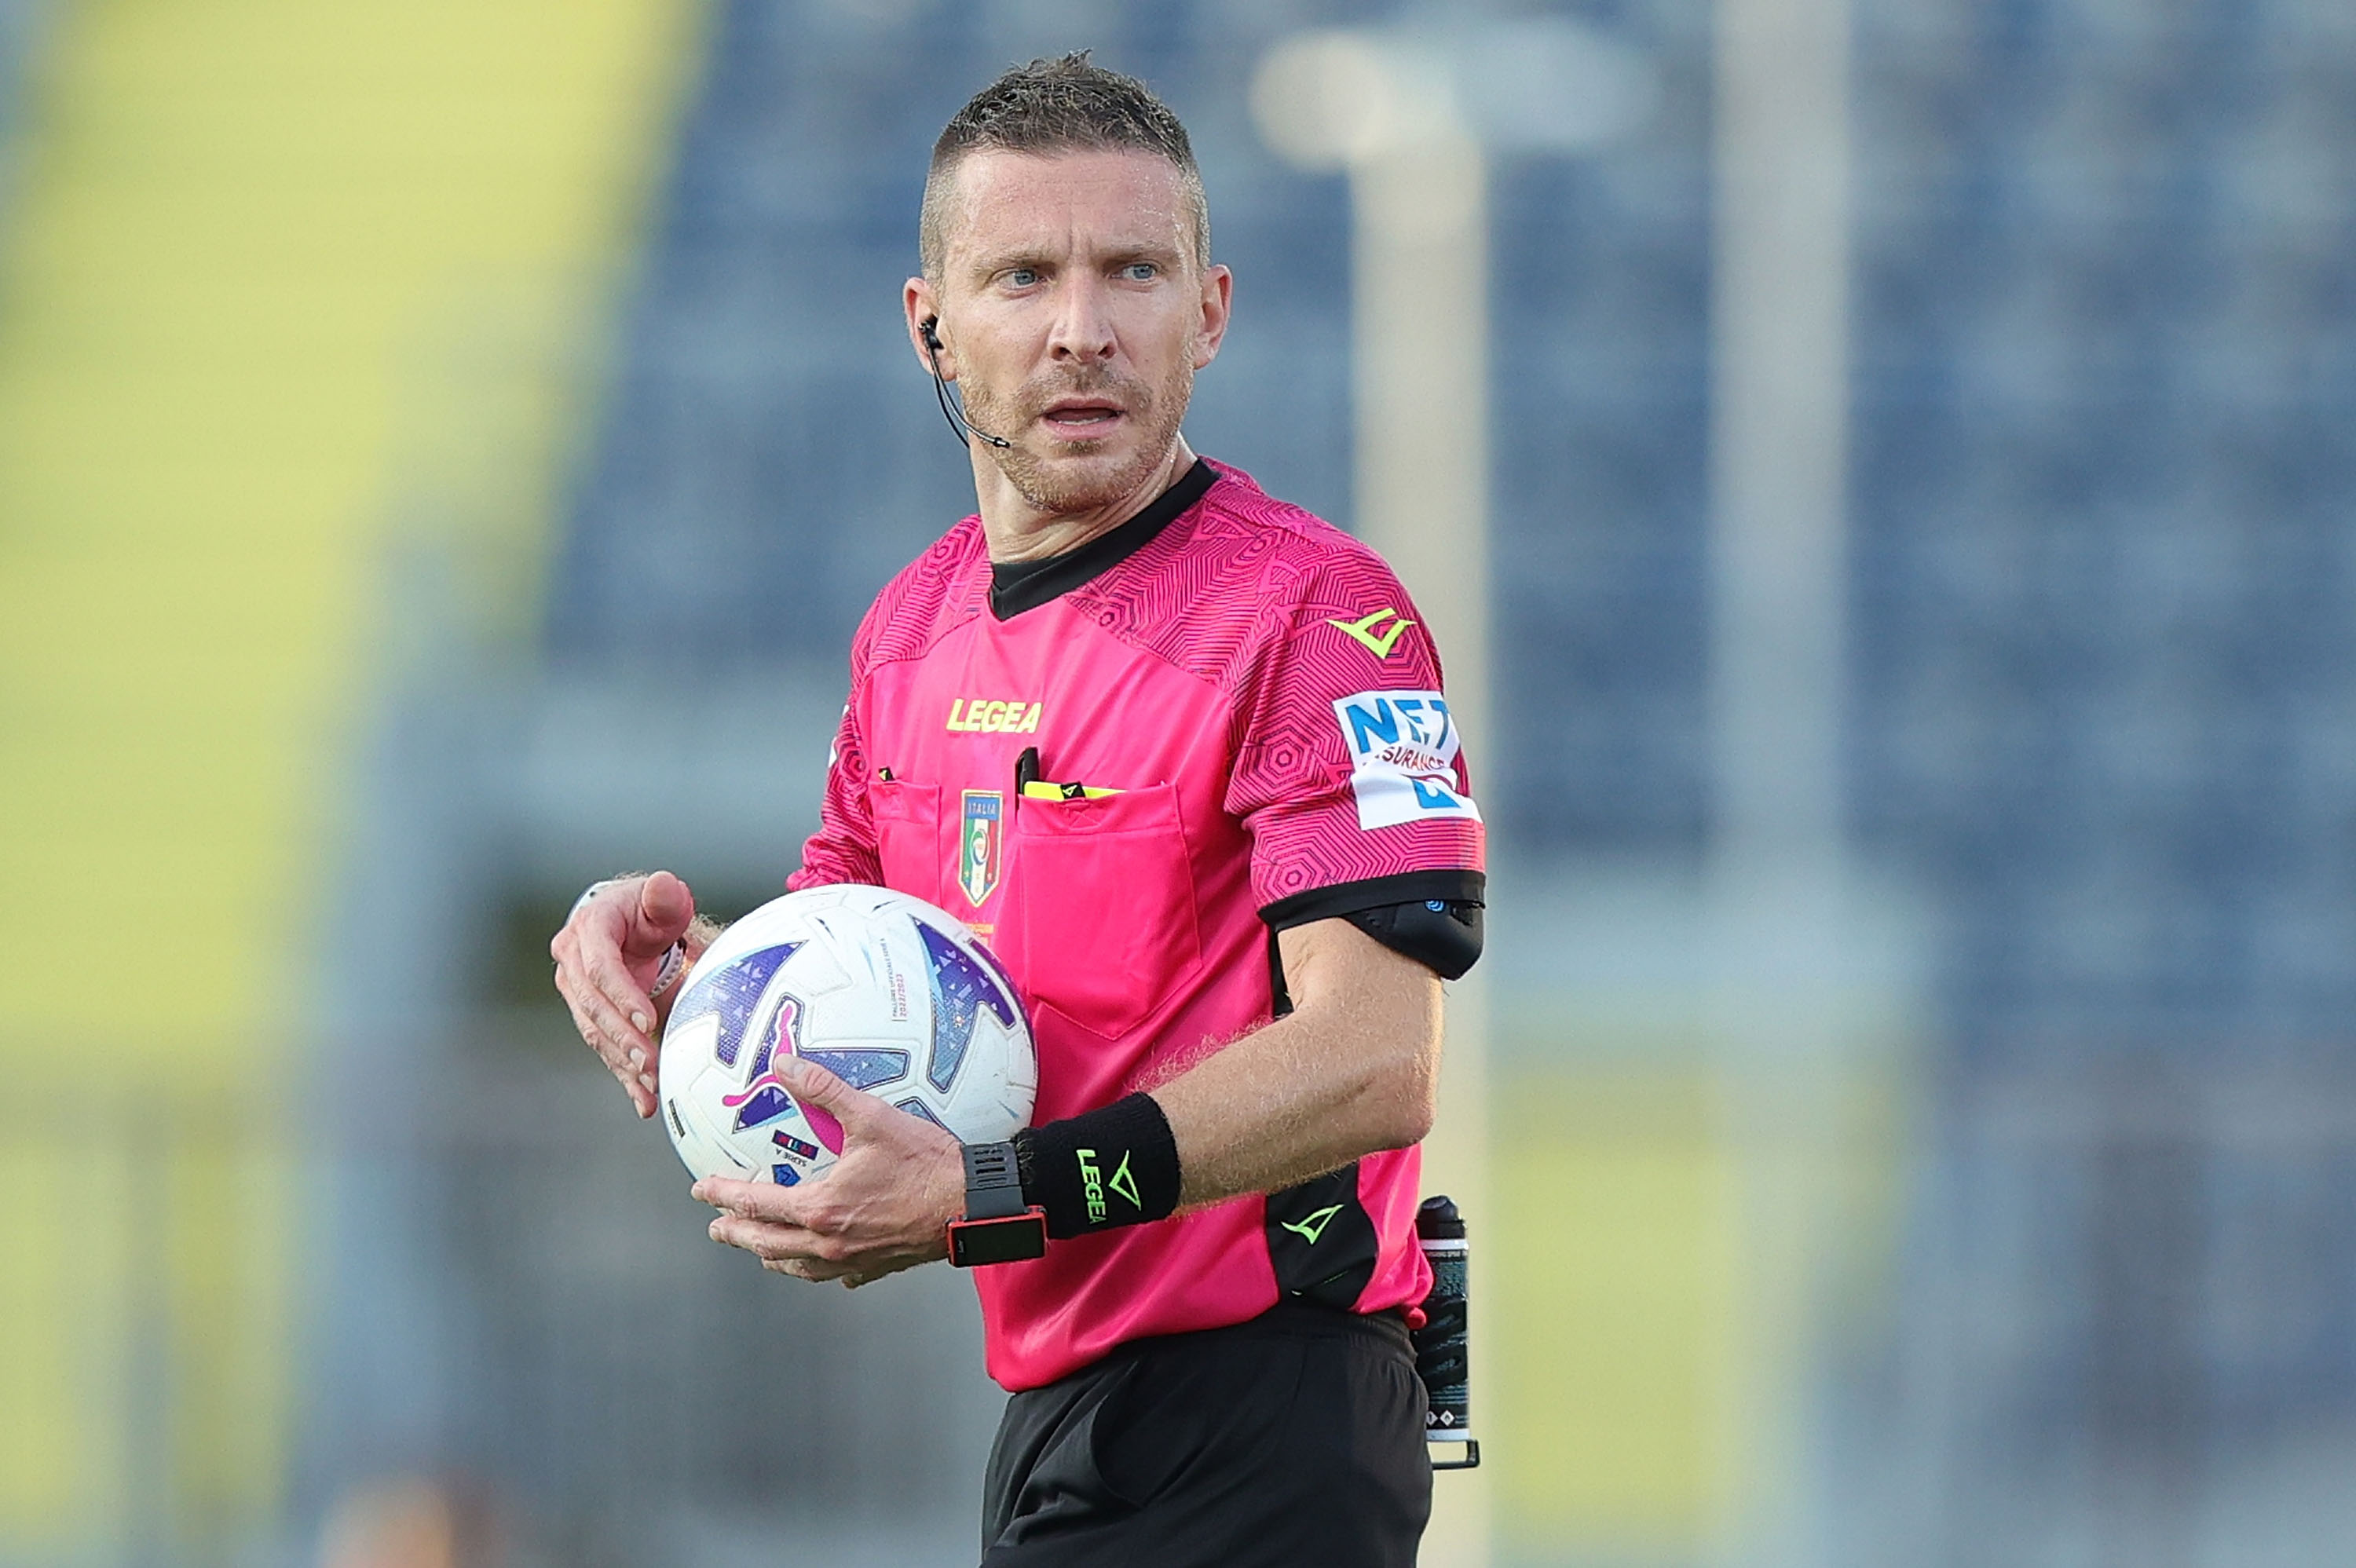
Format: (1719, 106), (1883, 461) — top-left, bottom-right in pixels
(986, 459), (1216, 620)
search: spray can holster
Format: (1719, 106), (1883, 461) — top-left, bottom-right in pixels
(1414, 1194), (1479, 1470)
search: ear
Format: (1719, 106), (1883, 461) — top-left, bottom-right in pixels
(1192, 264), (1233, 372)
(905, 277), (952, 378)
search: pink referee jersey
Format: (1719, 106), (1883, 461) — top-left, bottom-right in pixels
(791, 459), (1486, 1391)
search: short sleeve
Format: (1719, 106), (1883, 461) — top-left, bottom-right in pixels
(789, 679), (883, 893)
(788, 517), (989, 894)
(1224, 548), (1486, 918)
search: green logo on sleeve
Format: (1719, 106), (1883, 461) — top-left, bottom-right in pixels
(1107, 1151), (1140, 1211)
(1077, 1148), (1106, 1223)
(1279, 1204), (1344, 1245)
(1327, 606), (1416, 659)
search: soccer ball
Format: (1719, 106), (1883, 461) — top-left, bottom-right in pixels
(656, 884), (1035, 1185)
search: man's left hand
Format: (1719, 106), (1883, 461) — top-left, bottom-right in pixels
(695, 1055), (966, 1288)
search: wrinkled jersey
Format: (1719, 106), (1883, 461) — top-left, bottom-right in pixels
(791, 459), (1485, 1391)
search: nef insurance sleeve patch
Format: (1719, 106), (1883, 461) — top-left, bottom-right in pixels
(1332, 690), (1482, 829)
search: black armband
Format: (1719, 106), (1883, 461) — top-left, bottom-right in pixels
(1342, 897), (1484, 981)
(1012, 1093), (1182, 1241)
(1260, 870), (1487, 986)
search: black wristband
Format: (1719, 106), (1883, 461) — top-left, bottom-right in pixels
(1012, 1093), (1182, 1240)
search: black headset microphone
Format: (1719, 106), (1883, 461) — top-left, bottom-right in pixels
(921, 316), (1012, 450)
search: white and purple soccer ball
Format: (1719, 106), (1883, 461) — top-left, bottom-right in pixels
(656, 885), (1035, 1186)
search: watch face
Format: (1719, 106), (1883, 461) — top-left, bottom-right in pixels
(949, 1212), (1048, 1267)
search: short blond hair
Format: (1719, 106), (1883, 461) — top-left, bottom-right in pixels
(919, 50), (1209, 283)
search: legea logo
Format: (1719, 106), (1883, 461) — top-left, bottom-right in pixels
(1332, 689), (1482, 829)
(946, 697), (1043, 733)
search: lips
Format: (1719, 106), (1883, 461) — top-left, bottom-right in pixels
(1040, 398), (1124, 435)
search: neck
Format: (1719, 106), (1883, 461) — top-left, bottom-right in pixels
(971, 436), (1196, 564)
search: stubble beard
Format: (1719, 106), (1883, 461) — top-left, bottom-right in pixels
(964, 357), (1194, 517)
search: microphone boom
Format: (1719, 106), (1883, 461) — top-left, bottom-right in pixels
(922, 316), (1012, 449)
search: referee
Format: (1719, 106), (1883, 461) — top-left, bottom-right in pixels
(551, 53), (1486, 1567)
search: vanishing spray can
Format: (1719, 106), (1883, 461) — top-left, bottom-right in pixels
(1414, 1194), (1479, 1469)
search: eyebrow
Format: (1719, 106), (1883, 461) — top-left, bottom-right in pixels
(965, 247), (1056, 280)
(964, 236), (1187, 282)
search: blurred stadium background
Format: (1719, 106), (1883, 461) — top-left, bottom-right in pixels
(3, 0), (2354, 1564)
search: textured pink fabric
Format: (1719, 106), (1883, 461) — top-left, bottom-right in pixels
(790, 461), (1484, 1390)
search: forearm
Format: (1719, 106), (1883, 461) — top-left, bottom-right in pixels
(1000, 921), (1446, 1242)
(1152, 972), (1440, 1207)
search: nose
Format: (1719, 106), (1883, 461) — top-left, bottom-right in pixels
(1046, 274), (1117, 365)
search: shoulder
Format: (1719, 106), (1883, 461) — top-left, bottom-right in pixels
(1193, 463), (1429, 655)
(851, 517), (986, 675)
(1075, 459), (1421, 689)
(1196, 459), (1403, 597)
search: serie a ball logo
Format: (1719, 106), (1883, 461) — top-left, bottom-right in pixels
(657, 885), (1037, 1184)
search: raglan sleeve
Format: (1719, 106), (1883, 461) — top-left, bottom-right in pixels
(788, 629), (885, 892)
(1224, 546), (1487, 942)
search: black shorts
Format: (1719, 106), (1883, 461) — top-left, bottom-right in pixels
(979, 1298), (1432, 1567)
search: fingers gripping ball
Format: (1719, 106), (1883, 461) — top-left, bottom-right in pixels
(657, 886), (1036, 1184)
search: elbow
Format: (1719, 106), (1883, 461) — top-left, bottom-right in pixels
(1387, 1096), (1436, 1152)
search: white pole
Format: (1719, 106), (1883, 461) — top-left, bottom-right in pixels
(1710, 0), (1852, 896)
(1351, 122), (1494, 1568)
(1350, 122), (1491, 1190)
(1709, 2), (1853, 1565)
(1348, 115), (1489, 1568)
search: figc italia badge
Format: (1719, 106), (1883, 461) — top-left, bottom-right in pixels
(958, 790), (1003, 905)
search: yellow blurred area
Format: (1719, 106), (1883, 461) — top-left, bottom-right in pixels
(1490, 1053), (1908, 1559)
(1494, 1073), (1741, 1545)
(0, 0), (700, 1049)
(0, 0), (702, 1548)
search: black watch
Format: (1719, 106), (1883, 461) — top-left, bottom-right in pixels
(948, 1141), (1048, 1266)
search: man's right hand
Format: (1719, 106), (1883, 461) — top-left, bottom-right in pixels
(551, 870), (697, 1119)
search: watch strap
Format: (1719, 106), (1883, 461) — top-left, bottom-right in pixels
(960, 1141), (1029, 1219)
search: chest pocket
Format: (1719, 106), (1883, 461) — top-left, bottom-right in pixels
(1006, 783), (1202, 1042)
(869, 780), (950, 911)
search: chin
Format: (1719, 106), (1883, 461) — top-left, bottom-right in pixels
(1001, 438), (1159, 514)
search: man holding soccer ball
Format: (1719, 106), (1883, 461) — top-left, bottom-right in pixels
(551, 54), (1483, 1566)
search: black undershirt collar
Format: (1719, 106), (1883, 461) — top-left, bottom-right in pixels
(987, 458), (1215, 620)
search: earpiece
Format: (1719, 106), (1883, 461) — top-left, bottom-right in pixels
(920, 315), (1012, 450)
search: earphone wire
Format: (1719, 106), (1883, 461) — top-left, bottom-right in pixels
(922, 320), (1011, 450)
